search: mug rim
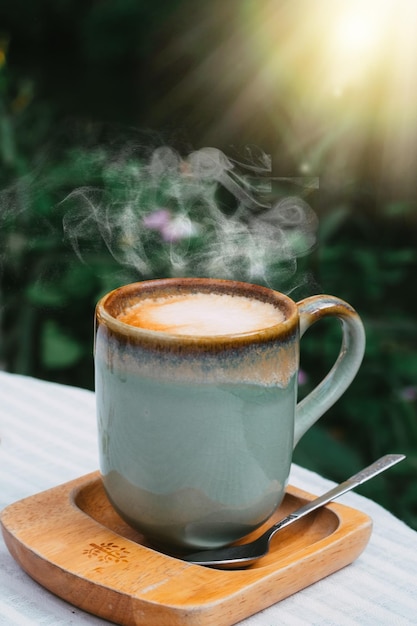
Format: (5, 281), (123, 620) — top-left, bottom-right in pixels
(96, 277), (299, 347)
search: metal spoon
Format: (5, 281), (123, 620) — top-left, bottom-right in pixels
(183, 454), (405, 569)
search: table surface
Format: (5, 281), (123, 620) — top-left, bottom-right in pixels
(1, 370), (416, 626)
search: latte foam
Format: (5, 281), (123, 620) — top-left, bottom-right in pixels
(117, 292), (284, 336)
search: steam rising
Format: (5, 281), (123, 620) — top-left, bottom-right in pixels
(62, 145), (318, 293)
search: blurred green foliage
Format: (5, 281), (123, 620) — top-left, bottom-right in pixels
(294, 199), (417, 529)
(0, 1), (416, 531)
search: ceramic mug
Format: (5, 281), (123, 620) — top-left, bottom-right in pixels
(94, 278), (365, 551)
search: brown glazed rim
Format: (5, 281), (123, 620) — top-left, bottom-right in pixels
(96, 278), (298, 347)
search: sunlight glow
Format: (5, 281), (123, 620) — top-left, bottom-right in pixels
(239, 0), (417, 188)
(326, 2), (393, 91)
(156, 1), (417, 189)
(336, 12), (378, 54)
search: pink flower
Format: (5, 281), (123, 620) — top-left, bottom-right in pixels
(143, 209), (198, 243)
(142, 209), (171, 230)
(298, 369), (308, 386)
(160, 216), (198, 243)
(399, 386), (417, 402)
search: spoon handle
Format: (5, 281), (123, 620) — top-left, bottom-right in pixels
(269, 454), (405, 536)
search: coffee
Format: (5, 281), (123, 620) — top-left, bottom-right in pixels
(117, 292), (284, 336)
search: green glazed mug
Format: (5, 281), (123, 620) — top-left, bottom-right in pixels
(94, 277), (365, 551)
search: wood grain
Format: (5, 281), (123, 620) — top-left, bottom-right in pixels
(1, 472), (372, 626)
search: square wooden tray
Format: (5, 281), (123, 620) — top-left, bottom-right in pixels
(1, 471), (372, 626)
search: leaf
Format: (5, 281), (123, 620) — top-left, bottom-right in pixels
(26, 282), (67, 306)
(293, 425), (362, 481)
(41, 320), (84, 368)
(318, 206), (349, 242)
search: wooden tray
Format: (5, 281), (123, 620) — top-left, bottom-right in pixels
(1, 471), (372, 626)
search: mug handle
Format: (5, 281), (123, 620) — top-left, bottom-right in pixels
(294, 295), (366, 447)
